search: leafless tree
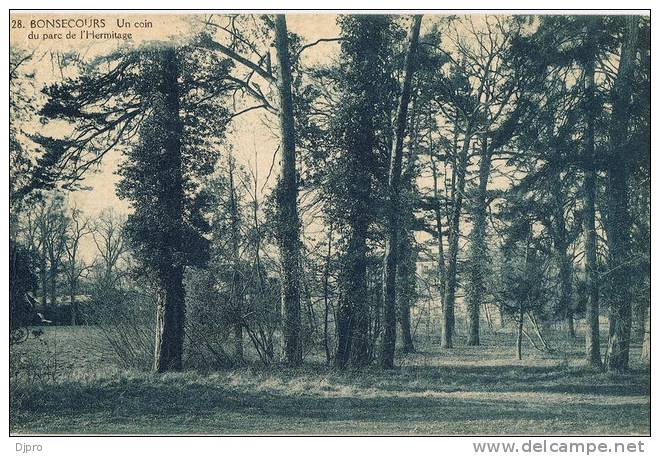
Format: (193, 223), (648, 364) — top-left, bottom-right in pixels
(64, 201), (92, 325)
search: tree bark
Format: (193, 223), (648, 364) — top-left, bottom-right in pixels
(40, 246), (47, 309)
(39, 253), (48, 309)
(348, 233), (370, 367)
(581, 21), (602, 367)
(548, 127), (575, 342)
(516, 303), (524, 360)
(153, 48), (186, 373)
(567, 311), (575, 339)
(336, 147), (371, 368)
(605, 16), (639, 372)
(323, 225), (333, 366)
(442, 129), (470, 349)
(380, 15), (422, 369)
(70, 281), (77, 326)
(430, 156), (447, 316)
(466, 136), (492, 346)
(397, 234), (416, 353)
(335, 292), (352, 369)
(517, 232), (531, 360)
(233, 322), (244, 362)
(49, 267), (57, 309)
(228, 156), (244, 364)
(274, 15), (303, 366)
(155, 267), (185, 372)
(395, 85), (421, 355)
(640, 305), (650, 365)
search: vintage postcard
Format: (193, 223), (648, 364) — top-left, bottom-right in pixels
(8, 9), (650, 441)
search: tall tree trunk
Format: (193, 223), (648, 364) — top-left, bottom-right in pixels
(348, 231), (369, 367)
(335, 17), (398, 368)
(517, 232), (531, 360)
(637, 304), (647, 340)
(567, 312), (575, 339)
(335, 293), (352, 369)
(40, 247), (47, 309)
(516, 303), (524, 361)
(228, 155), (244, 363)
(397, 234), (416, 353)
(49, 266), (57, 309)
(380, 15), (422, 369)
(395, 90), (421, 355)
(337, 135), (372, 368)
(335, 222), (369, 369)
(154, 48), (186, 373)
(274, 15), (302, 366)
(582, 21), (602, 367)
(640, 305), (650, 365)
(549, 131), (574, 342)
(155, 267), (185, 372)
(558, 245), (574, 341)
(233, 323), (244, 362)
(323, 224), (333, 366)
(430, 156), (447, 316)
(605, 16), (638, 373)
(70, 278), (77, 326)
(371, 268), (383, 354)
(466, 136), (491, 346)
(442, 129), (470, 349)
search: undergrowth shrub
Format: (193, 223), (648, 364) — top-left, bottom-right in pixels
(86, 286), (154, 370)
(184, 267), (233, 370)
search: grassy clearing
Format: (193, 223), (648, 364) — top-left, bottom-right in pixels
(10, 326), (650, 435)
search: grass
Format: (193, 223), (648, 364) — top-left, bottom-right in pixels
(10, 325), (650, 435)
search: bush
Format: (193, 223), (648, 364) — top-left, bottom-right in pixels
(183, 267), (233, 369)
(86, 285), (155, 370)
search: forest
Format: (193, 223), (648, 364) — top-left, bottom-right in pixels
(9, 13), (650, 435)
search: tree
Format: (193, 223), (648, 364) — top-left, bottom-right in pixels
(441, 103), (468, 349)
(201, 14), (305, 366)
(91, 209), (127, 291)
(604, 16), (640, 372)
(396, 232), (418, 353)
(64, 203), (92, 325)
(273, 15), (303, 366)
(428, 154), (447, 318)
(312, 15), (401, 368)
(28, 193), (69, 310)
(203, 153), (249, 364)
(37, 41), (233, 372)
(410, 28), (450, 338)
(520, 15), (648, 371)
(463, 18), (530, 346)
(226, 154), (245, 362)
(495, 193), (552, 360)
(117, 47), (231, 372)
(10, 46), (38, 344)
(506, 16), (595, 349)
(639, 304), (650, 367)
(381, 14), (422, 369)
(580, 17), (603, 368)
(427, 18), (500, 348)
(9, 46), (37, 213)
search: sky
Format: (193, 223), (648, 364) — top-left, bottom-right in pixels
(10, 12), (526, 261)
(10, 12), (343, 218)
